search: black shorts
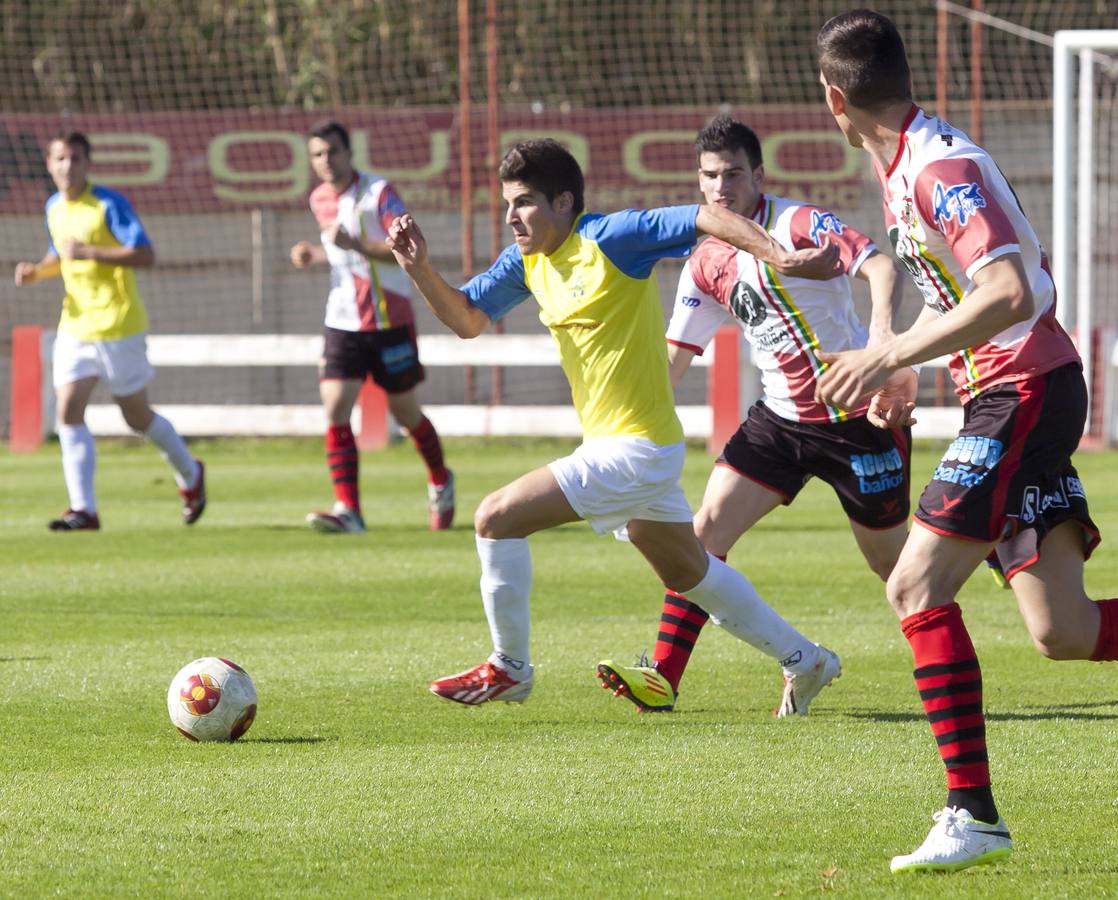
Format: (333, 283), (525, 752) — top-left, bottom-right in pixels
(319, 325), (425, 393)
(717, 400), (912, 529)
(915, 362), (1100, 578)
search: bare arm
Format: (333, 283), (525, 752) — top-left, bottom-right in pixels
(386, 214), (491, 338)
(61, 240), (154, 267)
(695, 204), (841, 280)
(667, 343), (697, 389)
(816, 253), (1033, 409)
(325, 223), (398, 263)
(853, 250), (901, 345)
(14, 251), (62, 285)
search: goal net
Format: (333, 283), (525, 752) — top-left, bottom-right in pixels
(1, 1), (1115, 442)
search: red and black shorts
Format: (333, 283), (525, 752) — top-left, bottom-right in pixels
(717, 400), (912, 529)
(915, 362), (1100, 579)
(319, 325), (425, 393)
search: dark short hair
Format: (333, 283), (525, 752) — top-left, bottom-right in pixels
(817, 9), (912, 110)
(48, 130), (91, 158)
(308, 119), (350, 150)
(498, 140), (585, 217)
(695, 116), (763, 169)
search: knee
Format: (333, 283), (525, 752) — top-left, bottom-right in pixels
(885, 563), (930, 618)
(474, 491), (508, 539)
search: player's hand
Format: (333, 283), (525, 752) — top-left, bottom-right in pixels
(386, 214), (429, 270)
(290, 241), (315, 269)
(815, 346), (893, 410)
(59, 239), (94, 261)
(14, 262), (36, 285)
(866, 367), (918, 429)
(772, 241), (842, 280)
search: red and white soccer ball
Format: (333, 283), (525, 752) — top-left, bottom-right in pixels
(167, 657), (257, 742)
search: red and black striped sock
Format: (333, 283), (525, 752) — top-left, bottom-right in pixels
(901, 602), (997, 823)
(1091, 599), (1118, 661)
(652, 590), (711, 693)
(326, 424), (360, 513)
(407, 414), (449, 486)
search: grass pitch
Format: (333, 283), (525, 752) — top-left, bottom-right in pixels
(2, 436), (1117, 898)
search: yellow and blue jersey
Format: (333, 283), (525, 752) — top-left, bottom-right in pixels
(463, 206), (699, 445)
(45, 184), (151, 341)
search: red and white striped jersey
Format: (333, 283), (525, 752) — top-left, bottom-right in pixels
(876, 105), (1079, 401)
(309, 170), (414, 332)
(666, 194), (875, 423)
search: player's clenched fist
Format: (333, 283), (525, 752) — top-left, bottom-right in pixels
(289, 241), (315, 268)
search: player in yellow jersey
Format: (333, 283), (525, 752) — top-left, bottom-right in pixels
(13, 131), (205, 530)
(386, 139), (844, 705)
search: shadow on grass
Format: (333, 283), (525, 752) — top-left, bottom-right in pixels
(245, 736), (335, 745)
(845, 702), (1118, 724)
(0, 656), (50, 663)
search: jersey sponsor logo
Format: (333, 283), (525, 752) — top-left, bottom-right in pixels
(932, 435), (1004, 487)
(932, 180), (987, 228)
(729, 280), (766, 328)
(753, 326), (791, 351)
(681, 295), (702, 308)
(808, 210), (845, 246)
(849, 447), (905, 494)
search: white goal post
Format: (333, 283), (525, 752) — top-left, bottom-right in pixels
(1052, 29), (1118, 441)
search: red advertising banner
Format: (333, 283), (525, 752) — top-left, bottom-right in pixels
(0, 107), (863, 214)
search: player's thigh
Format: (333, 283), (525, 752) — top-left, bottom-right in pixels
(849, 519), (908, 582)
(627, 518), (708, 591)
(55, 376), (99, 425)
(1009, 520), (1098, 659)
(694, 464), (783, 555)
(474, 465), (581, 539)
(318, 378), (363, 424)
(887, 523), (994, 616)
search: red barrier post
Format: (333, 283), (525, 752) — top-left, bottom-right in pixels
(10, 325), (46, 451)
(708, 327), (741, 454)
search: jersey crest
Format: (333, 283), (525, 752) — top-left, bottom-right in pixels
(728, 280), (767, 328)
(808, 210), (845, 245)
(932, 180), (987, 228)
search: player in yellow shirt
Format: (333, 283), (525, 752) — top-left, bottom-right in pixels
(14, 131), (205, 530)
(386, 139), (844, 706)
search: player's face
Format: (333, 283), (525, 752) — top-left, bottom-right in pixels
(308, 134), (354, 187)
(819, 73), (863, 149)
(502, 180), (574, 255)
(46, 140), (89, 196)
(697, 149), (762, 217)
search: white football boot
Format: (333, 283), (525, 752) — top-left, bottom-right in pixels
(890, 806), (1013, 873)
(306, 502), (366, 534)
(774, 644), (841, 717)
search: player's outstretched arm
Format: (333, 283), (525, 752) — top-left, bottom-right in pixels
(854, 250), (901, 345)
(386, 214), (490, 338)
(14, 252), (61, 286)
(695, 204), (841, 280)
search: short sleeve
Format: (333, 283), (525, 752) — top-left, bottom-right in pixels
(914, 157), (1019, 280)
(375, 183), (408, 233)
(461, 243), (532, 321)
(789, 206), (875, 276)
(581, 206), (699, 279)
(665, 258), (731, 355)
(93, 187), (151, 248)
(44, 194), (60, 255)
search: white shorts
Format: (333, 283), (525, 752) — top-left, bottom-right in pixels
(548, 436), (693, 539)
(52, 331), (154, 396)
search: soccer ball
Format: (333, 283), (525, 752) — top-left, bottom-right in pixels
(167, 657), (257, 742)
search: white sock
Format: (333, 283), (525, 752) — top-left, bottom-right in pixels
(684, 554), (819, 674)
(144, 413), (199, 489)
(58, 423), (97, 513)
(476, 535), (532, 679)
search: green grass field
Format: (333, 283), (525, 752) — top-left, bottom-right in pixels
(2, 436), (1117, 898)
